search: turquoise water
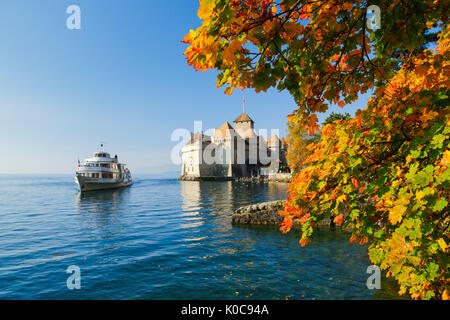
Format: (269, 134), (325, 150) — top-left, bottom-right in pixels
(0, 175), (402, 299)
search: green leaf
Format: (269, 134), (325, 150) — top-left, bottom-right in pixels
(432, 198), (448, 212)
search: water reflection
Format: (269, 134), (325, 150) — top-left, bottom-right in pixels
(180, 181), (202, 213)
(75, 188), (131, 213)
(74, 188), (131, 233)
(180, 181), (287, 216)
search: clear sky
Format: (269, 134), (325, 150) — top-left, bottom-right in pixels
(0, 0), (370, 174)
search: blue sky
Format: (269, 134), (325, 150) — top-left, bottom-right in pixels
(0, 0), (369, 174)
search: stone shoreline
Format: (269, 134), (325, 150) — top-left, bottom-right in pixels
(179, 173), (292, 183)
(231, 200), (285, 225)
(178, 176), (233, 181)
(232, 200), (338, 227)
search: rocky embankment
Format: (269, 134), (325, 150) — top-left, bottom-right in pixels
(266, 173), (292, 183)
(232, 200), (338, 227)
(231, 173), (293, 183)
(179, 173), (292, 183)
(231, 200), (285, 225)
(178, 176), (233, 181)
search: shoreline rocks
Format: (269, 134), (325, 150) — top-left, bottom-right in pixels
(179, 173), (292, 183)
(178, 175), (233, 181)
(267, 173), (292, 183)
(232, 200), (341, 228)
(231, 200), (285, 225)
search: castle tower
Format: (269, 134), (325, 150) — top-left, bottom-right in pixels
(233, 113), (254, 138)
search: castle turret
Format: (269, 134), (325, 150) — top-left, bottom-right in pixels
(233, 113), (254, 138)
(267, 133), (280, 149)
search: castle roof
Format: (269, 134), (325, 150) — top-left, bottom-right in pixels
(234, 113), (254, 123)
(267, 133), (280, 144)
(212, 121), (235, 138)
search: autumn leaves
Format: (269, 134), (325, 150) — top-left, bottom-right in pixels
(183, 0), (449, 299)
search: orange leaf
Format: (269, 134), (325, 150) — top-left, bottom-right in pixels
(334, 213), (344, 225)
(443, 289), (449, 300)
(299, 213), (310, 224)
(299, 238), (310, 247)
(389, 205), (406, 225)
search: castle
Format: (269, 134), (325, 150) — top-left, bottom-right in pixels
(180, 112), (288, 180)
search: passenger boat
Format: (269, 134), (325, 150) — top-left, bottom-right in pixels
(75, 145), (132, 192)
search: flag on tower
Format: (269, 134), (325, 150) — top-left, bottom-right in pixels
(243, 97), (245, 113)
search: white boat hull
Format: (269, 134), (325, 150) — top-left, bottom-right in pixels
(75, 175), (132, 192)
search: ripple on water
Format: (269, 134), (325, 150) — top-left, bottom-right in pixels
(0, 176), (404, 299)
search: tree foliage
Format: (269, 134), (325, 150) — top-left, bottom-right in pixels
(323, 112), (351, 125)
(286, 122), (320, 173)
(287, 113), (349, 172)
(183, 0), (449, 299)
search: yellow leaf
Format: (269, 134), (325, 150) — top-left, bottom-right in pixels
(336, 194), (346, 204)
(222, 39), (241, 65)
(198, 0), (215, 22)
(441, 150), (450, 166)
(438, 238), (448, 252)
(389, 205), (406, 224)
(415, 190), (426, 201)
(181, 29), (196, 44)
(443, 289), (449, 300)
(406, 155), (413, 164)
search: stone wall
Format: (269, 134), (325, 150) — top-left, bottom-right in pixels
(231, 200), (285, 225)
(232, 200), (338, 227)
(267, 173), (292, 183)
(178, 175), (233, 181)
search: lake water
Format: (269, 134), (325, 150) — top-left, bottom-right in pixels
(0, 175), (402, 299)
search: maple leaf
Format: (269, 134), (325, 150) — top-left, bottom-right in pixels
(438, 238), (448, 252)
(334, 213), (344, 225)
(443, 290), (449, 300)
(389, 205), (406, 225)
(222, 39), (242, 66)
